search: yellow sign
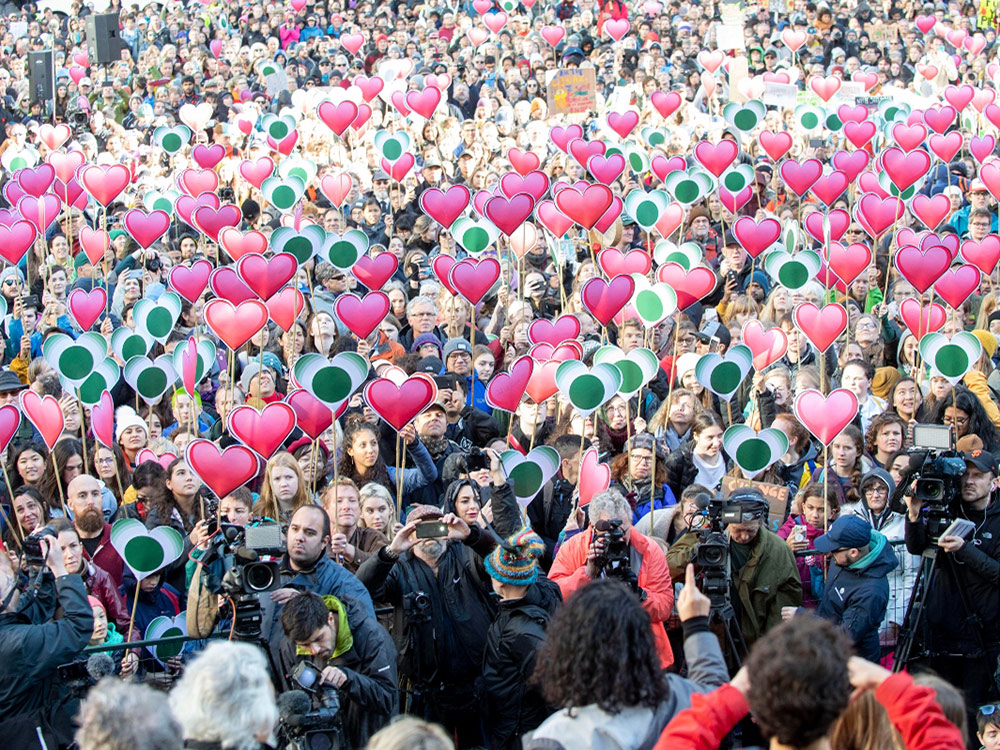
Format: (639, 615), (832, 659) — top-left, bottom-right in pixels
(546, 68), (598, 115)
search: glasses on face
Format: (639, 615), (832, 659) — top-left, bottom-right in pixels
(864, 485), (887, 496)
(633, 453), (653, 465)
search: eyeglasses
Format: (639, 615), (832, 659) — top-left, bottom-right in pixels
(864, 486), (887, 496)
(980, 704), (1000, 716)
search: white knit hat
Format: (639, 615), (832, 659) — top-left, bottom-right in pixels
(114, 406), (148, 442)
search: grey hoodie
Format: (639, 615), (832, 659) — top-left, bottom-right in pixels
(523, 619), (729, 750)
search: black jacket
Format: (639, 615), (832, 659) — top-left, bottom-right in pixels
(0, 573), (93, 745)
(663, 445), (699, 501)
(277, 594), (397, 748)
(356, 526), (497, 691)
(481, 578), (562, 750)
(905, 496), (1000, 654)
(527, 477), (575, 571)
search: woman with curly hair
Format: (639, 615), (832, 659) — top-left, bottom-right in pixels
(527, 578), (725, 750)
(609, 433), (676, 522)
(865, 412), (907, 469)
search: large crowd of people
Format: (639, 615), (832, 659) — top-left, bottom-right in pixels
(0, 0), (996, 746)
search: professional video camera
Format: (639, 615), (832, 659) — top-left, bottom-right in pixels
(201, 509), (284, 641)
(56, 652), (118, 699)
(275, 661), (347, 750)
(593, 518), (641, 594)
(689, 489), (767, 607)
(889, 425), (966, 541)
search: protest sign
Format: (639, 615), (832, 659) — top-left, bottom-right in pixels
(722, 476), (791, 533)
(546, 68), (597, 115)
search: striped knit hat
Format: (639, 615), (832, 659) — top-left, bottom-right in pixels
(485, 526), (545, 586)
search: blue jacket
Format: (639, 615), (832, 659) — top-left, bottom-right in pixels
(817, 530), (898, 662)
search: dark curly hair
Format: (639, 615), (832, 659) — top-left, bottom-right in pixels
(746, 615), (851, 746)
(531, 579), (669, 713)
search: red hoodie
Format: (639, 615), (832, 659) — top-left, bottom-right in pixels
(654, 672), (965, 750)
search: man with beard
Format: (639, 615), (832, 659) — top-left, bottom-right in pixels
(358, 505), (497, 748)
(68, 474), (125, 589)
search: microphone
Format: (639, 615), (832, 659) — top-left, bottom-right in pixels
(86, 652), (116, 681)
(693, 492), (712, 510)
(277, 689), (312, 721)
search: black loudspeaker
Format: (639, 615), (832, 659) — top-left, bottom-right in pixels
(86, 13), (123, 65)
(27, 50), (53, 106)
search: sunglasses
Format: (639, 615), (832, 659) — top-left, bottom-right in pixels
(981, 705), (1000, 716)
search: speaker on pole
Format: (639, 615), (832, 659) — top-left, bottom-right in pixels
(27, 50), (54, 109)
(85, 13), (123, 65)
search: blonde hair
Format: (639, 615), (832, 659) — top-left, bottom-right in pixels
(254, 452), (311, 519)
(367, 717), (454, 750)
(358, 482), (397, 530)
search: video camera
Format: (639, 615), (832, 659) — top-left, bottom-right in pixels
(889, 425), (966, 540)
(690, 489), (769, 607)
(276, 662), (347, 749)
(593, 518), (642, 595)
(201, 507), (284, 641)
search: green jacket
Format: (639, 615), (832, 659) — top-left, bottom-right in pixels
(667, 527), (802, 645)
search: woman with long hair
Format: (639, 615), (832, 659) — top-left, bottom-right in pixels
(647, 388), (701, 452)
(91, 440), (133, 509)
(8, 441), (48, 493)
(663, 412), (727, 500)
(2, 485), (49, 553)
(777, 484), (841, 607)
(253, 451), (312, 521)
(39, 438), (107, 519)
(337, 421), (437, 509)
(359, 482), (398, 536)
(144, 457), (207, 593)
(813, 425), (868, 506)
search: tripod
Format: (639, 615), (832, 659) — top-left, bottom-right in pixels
(894, 545), (986, 671)
(710, 596), (749, 668)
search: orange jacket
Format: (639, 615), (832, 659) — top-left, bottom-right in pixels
(549, 527), (675, 668)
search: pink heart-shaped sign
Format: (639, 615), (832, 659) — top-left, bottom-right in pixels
(899, 297), (946, 338)
(90, 391), (114, 449)
(742, 320), (788, 371)
(168, 260), (212, 304)
(68, 286), (107, 331)
(228, 403), (298, 459)
(581, 275), (636, 326)
(266, 287), (305, 332)
(285, 389), (334, 440)
(450, 258), (501, 305)
(528, 316), (582, 347)
(485, 356), (533, 413)
(135, 448), (177, 470)
(236, 252), (298, 301)
(793, 302), (848, 353)
(204, 299), (269, 351)
(578, 448), (611, 507)
(363, 374), (438, 432)
(20, 391), (64, 449)
(185, 439), (260, 499)
(334, 291), (390, 340)
(352, 253), (399, 290)
(0, 404), (21, 454)
(793, 389), (859, 446)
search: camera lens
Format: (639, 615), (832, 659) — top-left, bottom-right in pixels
(245, 562), (275, 592)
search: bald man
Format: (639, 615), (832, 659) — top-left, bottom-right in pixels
(67, 474), (125, 588)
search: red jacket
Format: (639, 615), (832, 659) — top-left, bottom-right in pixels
(82, 524), (125, 590)
(654, 672), (965, 750)
(549, 527), (675, 668)
(83, 561), (131, 635)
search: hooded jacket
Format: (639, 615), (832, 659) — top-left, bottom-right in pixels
(843, 468), (918, 644)
(776, 514), (826, 607)
(817, 529), (899, 662)
(277, 594), (397, 748)
(481, 576), (562, 750)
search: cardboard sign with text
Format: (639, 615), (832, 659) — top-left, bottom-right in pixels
(721, 475), (790, 533)
(868, 23), (899, 44)
(546, 68), (597, 115)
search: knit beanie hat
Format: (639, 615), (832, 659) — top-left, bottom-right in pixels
(972, 329), (998, 360)
(115, 406), (148, 442)
(485, 526), (545, 586)
(87, 595), (105, 611)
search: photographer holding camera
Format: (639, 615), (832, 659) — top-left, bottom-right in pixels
(904, 449), (1000, 742)
(666, 490), (802, 648)
(278, 590), (397, 747)
(0, 533), (94, 747)
(549, 488), (676, 667)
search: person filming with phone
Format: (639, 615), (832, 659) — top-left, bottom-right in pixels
(903, 448), (1000, 744)
(357, 498), (497, 747)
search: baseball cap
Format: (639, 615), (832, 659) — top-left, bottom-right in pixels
(964, 449), (1000, 476)
(415, 355), (443, 374)
(813, 515), (873, 554)
(943, 185), (962, 197)
(970, 179), (988, 193)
